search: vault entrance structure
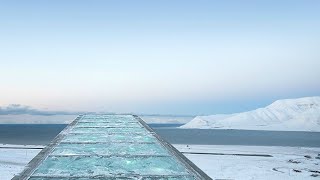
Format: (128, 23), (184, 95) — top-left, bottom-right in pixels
(13, 114), (211, 180)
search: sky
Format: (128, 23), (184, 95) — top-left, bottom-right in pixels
(0, 0), (319, 115)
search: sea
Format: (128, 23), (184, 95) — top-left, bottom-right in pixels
(0, 123), (320, 147)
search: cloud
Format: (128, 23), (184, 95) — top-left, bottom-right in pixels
(0, 104), (82, 116)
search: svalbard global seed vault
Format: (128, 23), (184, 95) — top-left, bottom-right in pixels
(13, 114), (211, 180)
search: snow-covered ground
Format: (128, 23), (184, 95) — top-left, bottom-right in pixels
(174, 144), (320, 180)
(1, 144), (319, 180)
(181, 96), (320, 131)
(0, 144), (43, 180)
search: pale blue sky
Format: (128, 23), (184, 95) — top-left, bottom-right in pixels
(0, 0), (319, 115)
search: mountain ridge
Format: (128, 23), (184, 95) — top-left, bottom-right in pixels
(180, 97), (320, 131)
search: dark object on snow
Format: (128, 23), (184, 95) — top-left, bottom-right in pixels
(293, 169), (301, 173)
(304, 155), (312, 159)
(272, 168), (284, 173)
(288, 159), (301, 164)
(309, 170), (320, 174)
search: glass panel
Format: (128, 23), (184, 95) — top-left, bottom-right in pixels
(79, 115), (136, 123)
(51, 143), (169, 156)
(70, 127), (149, 134)
(29, 178), (139, 180)
(75, 122), (142, 128)
(79, 119), (137, 123)
(26, 115), (198, 180)
(61, 133), (157, 143)
(29, 176), (195, 180)
(33, 156), (191, 177)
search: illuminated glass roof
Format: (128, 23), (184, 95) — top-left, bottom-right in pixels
(13, 115), (211, 180)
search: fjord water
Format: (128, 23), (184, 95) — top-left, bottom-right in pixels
(0, 123), (320, 147)
(0, 124), (66, 145)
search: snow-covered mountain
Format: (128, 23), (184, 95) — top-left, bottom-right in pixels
(180, 97), (320, 131)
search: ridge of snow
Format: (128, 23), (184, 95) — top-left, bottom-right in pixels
(180, 97), (320, 131)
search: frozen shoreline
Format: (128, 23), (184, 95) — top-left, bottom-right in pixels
(1, 144), (319, 180)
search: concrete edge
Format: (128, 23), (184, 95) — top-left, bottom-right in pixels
(134, 115), (212, 180)
(12, 115), (83, 180)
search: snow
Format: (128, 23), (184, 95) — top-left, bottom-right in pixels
(173, 144), (320, 180)
(0, 144), (42, 180)
(181, 96), (320, 131)
(2, 144), (319, 180)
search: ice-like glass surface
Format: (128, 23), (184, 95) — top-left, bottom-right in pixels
(79, 115), (136, 123)
(70, 127), (149, 134)
(26, 115), (198, 180)
(33, 156), (190, 177)
(29, 178), (138, 180)
(75, 122), (142, 128)
(79, 118), (136, 123)
(29, 176), (195, 180)
(62, 133), (157, 143)
(51, 143), (169, 156)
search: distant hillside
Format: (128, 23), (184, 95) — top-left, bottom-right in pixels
(180, 97), (320, 131)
